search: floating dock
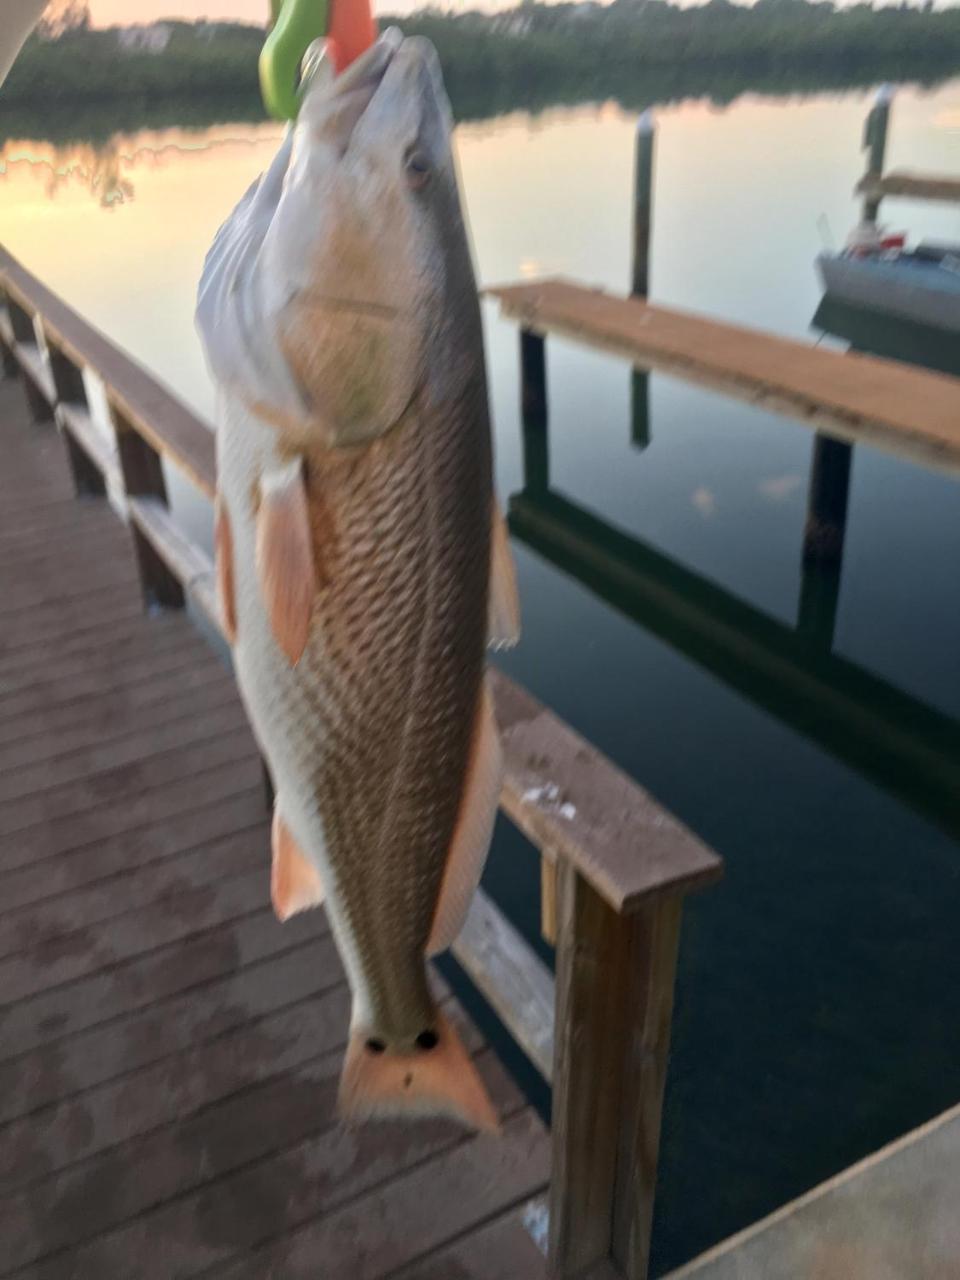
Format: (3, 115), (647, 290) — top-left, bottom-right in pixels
(488, 278), (960, 475)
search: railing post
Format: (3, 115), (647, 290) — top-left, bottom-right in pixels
(112, 406), (185, 611)
(549, 860), (683, 1280)
(45, 335), (106, 498)
(862, 84), (893, 225)
(8, 298), (53, 424)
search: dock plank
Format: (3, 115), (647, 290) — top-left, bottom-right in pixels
(856, 168), (960, 205)
(0, 372), (547, 1277)
(489, 277), (960, 473)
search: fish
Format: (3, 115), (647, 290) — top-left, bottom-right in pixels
(196, 30), (519, 1132)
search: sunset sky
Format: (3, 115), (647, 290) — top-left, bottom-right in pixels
(86, 0), (491, 22)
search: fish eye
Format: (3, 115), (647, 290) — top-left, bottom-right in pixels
(415, 1029), (438, 1051)
(404, 148), (432, 191)
(365, 1037), (386, 1054)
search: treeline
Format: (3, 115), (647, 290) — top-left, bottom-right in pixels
(2, 2), (960, 113)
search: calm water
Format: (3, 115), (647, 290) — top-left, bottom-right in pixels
(3, 75), (959, 1272)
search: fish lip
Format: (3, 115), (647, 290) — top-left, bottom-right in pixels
(294, 290), (400, 322)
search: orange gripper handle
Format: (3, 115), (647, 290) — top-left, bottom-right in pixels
(326, 0), (378, 73)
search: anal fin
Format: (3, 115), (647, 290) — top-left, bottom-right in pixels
(426, 681), (502, 956)
(271, 806), (325, 923)
(488, 502), (520, 650)
(256, 457), (315, 666)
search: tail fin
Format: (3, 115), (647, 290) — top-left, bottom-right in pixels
(338, 1011), (499, 1133)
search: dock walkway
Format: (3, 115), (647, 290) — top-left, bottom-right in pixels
(0, 377), (550, 1279)
(489, 278), (960, 475)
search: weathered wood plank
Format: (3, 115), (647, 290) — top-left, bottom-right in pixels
(0, 631), (207, 711)
(0, 614), (189, 685)
(0, 816), (267, 958)
(0, 864), (272, 1006)
(0, 897), (316, 1060)
(0, 980), (350, 1192)
(209, 1109), (551, 1280)
(391, 1202), (550, 1279)
(0, 698), (249, 810)
(549, 861), (684, 1279)
(0, 932), (339, 1123)
(856, 168), (960, 205)
(492, 670), (721, 913)
(489, 278), (960, 474)
(25, 1050), (520, 1280)
(0, 716), (254, 840)
(0, 751), (262, 876)
(452, 886), (555, 1081)
(0, 784), (264, 914)
(0, 660), (232, 759)
(0, 992), (471, 1273)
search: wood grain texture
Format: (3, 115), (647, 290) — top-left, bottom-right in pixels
(856, 169), (960, 205)
(0, 372), (548, 1278)
(489, 277), (960, 474)
(549, 860), (684, 1280)
(492, 669), (721, 912)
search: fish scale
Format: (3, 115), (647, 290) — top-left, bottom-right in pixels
(198, 32), (512, 1129)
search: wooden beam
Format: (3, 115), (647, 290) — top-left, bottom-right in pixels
(489, 278), (960, 475)
(491, 670), (722, 914)
(549, 861), (683, 1279)
(451, 887), (556, 1082)
(856, 169), (960, 206)
(0, 248), (215, 497)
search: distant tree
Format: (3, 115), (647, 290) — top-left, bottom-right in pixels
(37, 1), (91, 40)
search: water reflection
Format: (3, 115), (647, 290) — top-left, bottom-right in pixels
(508, 321), (960, 840)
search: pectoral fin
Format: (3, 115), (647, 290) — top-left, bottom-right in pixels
(426, 682), (502, 957)
(255, 458), (315, 665)
(271, 806), (325, 923)
(214, 495), (237, 645)
(488, 504), (520, 650)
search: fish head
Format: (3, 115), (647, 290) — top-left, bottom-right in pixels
(261, 31), (470, 448)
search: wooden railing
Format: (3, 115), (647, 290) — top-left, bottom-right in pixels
(0, 245), (722, 1280)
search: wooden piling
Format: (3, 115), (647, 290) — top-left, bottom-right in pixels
(862, 85), (893, 225)
(802, 434), (853, 567)
(632, 111), (655, 298)
(520, 328), (548, 426)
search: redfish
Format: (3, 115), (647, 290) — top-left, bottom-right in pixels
(196, 31), (519, 1130)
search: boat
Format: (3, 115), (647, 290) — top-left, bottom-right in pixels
(816, 235), (960, 335)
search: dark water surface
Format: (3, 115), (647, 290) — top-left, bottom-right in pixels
(2, 72), (958, 1273)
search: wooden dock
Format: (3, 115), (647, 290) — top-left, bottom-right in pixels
(488, 278), (960, 475)
(0, 245), (723, 1279)
(0, 376), (553, 1278)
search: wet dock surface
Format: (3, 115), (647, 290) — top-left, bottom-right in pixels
(0, 377), (549, 1279)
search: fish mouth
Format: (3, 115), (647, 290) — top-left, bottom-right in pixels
(299, 27), (403, 146)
